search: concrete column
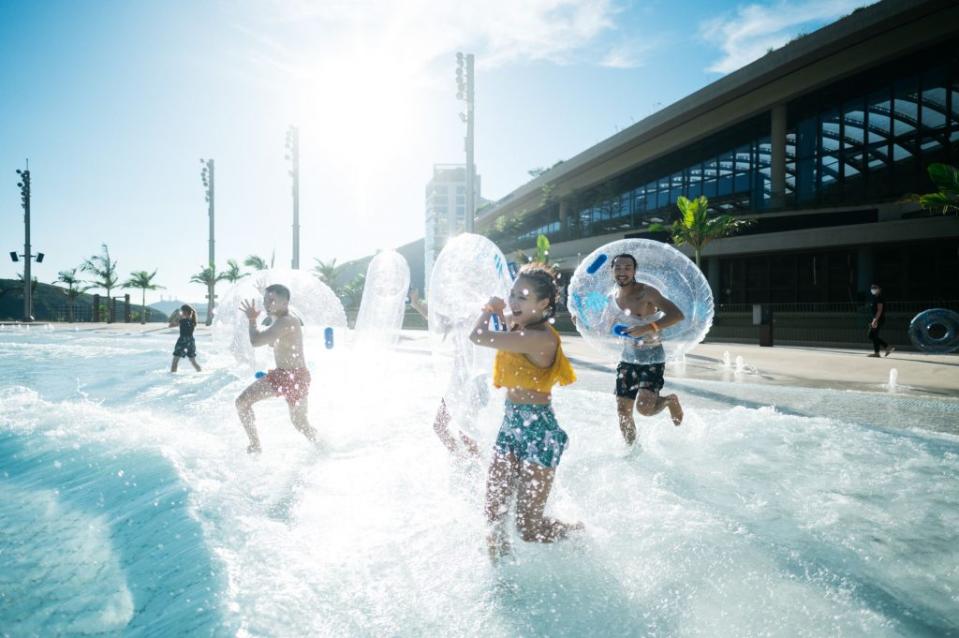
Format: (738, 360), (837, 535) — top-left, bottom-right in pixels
(770, 104), (787, 209)
(856, 246), (875, 295)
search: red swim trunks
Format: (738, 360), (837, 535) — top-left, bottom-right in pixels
(264, 368), (311, 406)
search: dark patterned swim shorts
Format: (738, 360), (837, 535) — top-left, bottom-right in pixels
(615, 361), (665, 398)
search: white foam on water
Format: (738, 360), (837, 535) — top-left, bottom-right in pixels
(0, 330), (958, 636)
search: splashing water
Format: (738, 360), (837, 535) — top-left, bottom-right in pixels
(722, 351), (731, 369)
(1, 329), (958, 636)
(888, 368), (899, 392)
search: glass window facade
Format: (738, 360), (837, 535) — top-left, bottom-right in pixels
(786, 48), (959, 206)
(494, 43), (959, 253)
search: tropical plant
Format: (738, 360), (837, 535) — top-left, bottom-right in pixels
(341, 273), (366, 308)
(648, 195), (752, 268)
(223, 258), (248, 283)
(243, 255), (269, 271)
(190, 265), (227, 325)
(55, 268), (90, 322)
(81, 244), (119, 321)
(915, 163), (959, 214)
(313, 258), (345, 292)
(122, 269), (164, 324)
(535, 234), (550, 263)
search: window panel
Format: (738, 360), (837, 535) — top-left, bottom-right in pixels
(734, 144), (752, 194)
(702, 157), (717, 180)
(688, 180), (702, 198)
(656, 188), (670, 209)
(893, 76), (919, 137)
(843, 98), (866, 145)
(921, 67), (948, 130)
(669, 171), (684, 203)
(619, 193), (632, 220)
(717, 151), (734, 196)
(892, 142), (913, 162)
(632, 188), (646, 214)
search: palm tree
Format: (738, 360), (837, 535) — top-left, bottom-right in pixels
(190, 265), (227, 325)
(81, 244), (119, 322)
(915, 163), (959, 214)
(244, 255), (269, 271)
(342, 272), (366, 308)
(313, 258), (344, 294)
(122, 270), (164, 324)
(55, 268), (89, 322)
(223, 258), (248, 284)
(648, 195), (752, 268)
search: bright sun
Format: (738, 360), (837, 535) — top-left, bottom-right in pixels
(294, 49), (428, 169)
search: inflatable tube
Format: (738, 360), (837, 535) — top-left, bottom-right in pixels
(568, 239), (713, 363)
(428, 233), (513, 434)
(213, 269), (347, 366)
(353, 250), (410, 349)
(908, 308), (959, 354)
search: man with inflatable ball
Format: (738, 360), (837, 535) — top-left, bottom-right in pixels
(610, 254), (685, 444)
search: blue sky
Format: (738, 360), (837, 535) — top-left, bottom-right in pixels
(0, 0), (868, 302)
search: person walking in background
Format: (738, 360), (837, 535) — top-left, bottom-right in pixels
(867, 283), (895, 358)
(170, 304), (202, 372)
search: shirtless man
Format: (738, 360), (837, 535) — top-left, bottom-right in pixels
(610, 254), (685, 445)
(235, 284), (317, 453)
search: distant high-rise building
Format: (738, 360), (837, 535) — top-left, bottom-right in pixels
(424, 164), (483, 293)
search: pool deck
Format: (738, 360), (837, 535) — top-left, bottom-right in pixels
(3, 321), (958, 397)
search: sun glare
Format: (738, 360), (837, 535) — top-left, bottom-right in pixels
(294, 51), (427, 168)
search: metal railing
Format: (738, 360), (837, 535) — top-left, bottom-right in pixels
(716, 300), (959, 314)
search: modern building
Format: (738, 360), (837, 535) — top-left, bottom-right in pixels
(477, 0), (959, 340)
(424, 164), (484, 293)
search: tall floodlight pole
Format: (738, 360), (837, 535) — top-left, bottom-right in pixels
(456, 52), (476, 232)
(286, 126), (300, 269)
(200, 159), (215, 325)
(11, 162), (44, 321)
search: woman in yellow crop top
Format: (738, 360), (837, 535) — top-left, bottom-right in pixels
(469, 263), (583, 562)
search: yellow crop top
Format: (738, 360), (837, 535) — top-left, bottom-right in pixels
(492, 326), (576, 394)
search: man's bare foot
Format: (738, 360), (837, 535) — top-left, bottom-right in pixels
(247, 442), (262, 454)
(666, 394), (683, 426)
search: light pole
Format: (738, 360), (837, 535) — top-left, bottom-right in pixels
(285, 126), (300, 269)
(200, 158), (215, 325)
(456, 52), (475, 232)
(11, 162), (44, 321)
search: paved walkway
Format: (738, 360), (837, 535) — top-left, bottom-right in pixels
(562, 339), (959, 398)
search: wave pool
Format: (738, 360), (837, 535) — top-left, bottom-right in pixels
(1, 325), (958, 637)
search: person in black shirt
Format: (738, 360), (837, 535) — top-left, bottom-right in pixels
(170, 304), (202, 372)
(867, 284), (894, 358)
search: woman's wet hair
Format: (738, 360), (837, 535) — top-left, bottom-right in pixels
(265, 283), (291, 301)
(517, 263), (559, 322)
(180, 304), (197, 325)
